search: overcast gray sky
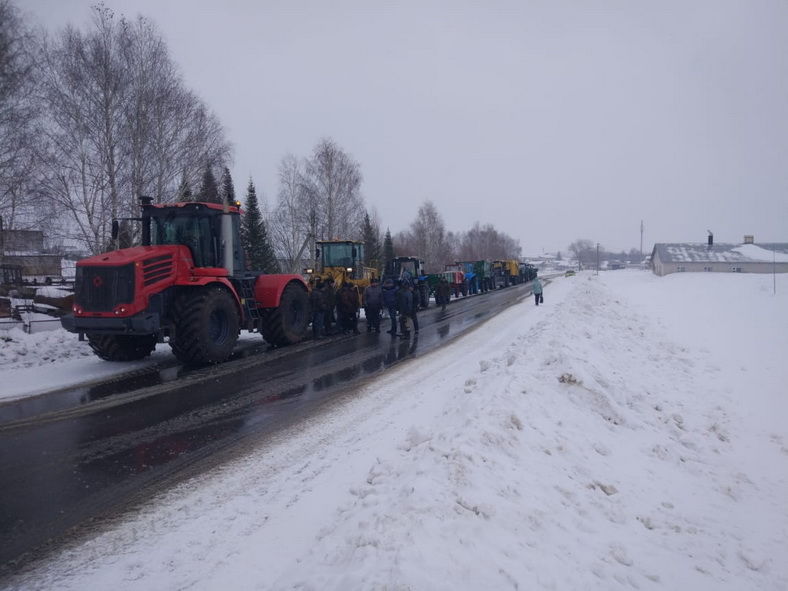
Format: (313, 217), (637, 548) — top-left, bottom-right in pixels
(23, 0), (788, 255)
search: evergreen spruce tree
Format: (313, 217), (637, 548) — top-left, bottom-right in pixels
(220, 166), (236, 205)
(241, 179), (280, 273)
(177, 172), (193, 201)
(360, 212), (381, 273)
(382, 228), (395, 276)
(197, 164), (220, 203)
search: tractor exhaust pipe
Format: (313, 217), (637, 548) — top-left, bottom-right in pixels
(139, 195), (153, 245)
(222, 214), (233, 272)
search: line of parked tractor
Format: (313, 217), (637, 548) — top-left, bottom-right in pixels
(306, 240), (539, 309)
(59, 198), (539, 365)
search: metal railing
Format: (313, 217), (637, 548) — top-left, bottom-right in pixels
(0, 303), (64, 334)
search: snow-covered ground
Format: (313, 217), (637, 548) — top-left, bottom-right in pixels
(4, 271), (787, 590)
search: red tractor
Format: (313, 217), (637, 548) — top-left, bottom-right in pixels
(61, 196), (310, 364)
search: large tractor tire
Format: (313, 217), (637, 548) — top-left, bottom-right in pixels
(87, 333), (157, 361)
(170, 286), (240, 365)
(261, 282), (309, 346)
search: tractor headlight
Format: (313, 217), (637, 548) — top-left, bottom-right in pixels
(346, 267), (353, 272)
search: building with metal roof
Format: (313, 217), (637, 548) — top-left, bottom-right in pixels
(650, 238), (788, 276)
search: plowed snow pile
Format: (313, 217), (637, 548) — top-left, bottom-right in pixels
(7, 271), (787, 591)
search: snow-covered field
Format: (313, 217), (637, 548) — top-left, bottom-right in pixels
(4, 271), (787, 590)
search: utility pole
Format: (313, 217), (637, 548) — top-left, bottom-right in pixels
(596, 242), (600, 275)
(640, 220), (644, 259)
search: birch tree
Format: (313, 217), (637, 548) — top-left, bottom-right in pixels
(396, 200), (454, 273)
(271, 154), (310, 273)
(37, 5), (231, 254)
(0, 0), (42, 232)
(568, 239), (596, 269)
(302, 138), (364, 241)
(456, 222), (522, 261)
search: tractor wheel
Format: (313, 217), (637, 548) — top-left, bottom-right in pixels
(87, 333), (157, 361)
(261, 282), (309, 346)
(170, 286), (240, 365)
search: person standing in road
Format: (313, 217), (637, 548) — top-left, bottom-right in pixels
(309, 279), (326, 339)
(324, 277), (337, 334)
(532, 277), (544, 306)
(337, 282), (361, 334)
(363, 279), (383, 333)
(409, 282), (420, 334)
(436, 276), (451, 312)
(382, 278), (398, 334)
(396, 280), (413, 337)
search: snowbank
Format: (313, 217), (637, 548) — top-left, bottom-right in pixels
(34, 286), (72, 299)
(0, 327), (93, 369)
(6, 271), (788, 590)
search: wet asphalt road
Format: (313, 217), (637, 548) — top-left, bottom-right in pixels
(0, 282), (534, 573)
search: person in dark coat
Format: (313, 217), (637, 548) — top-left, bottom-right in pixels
(436, 276), (451, 312)
(396, 280), (413, 337)
(324, 277), (337, 334)
(363, 279), (383, 333)
(309, 280), (326, 339)
(409, 282), (420, 334)
(382, 278), (398, 334)
(337, 282), (361, 334)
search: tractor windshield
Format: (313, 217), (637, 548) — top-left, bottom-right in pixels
(321, 242), (361, 269)
(397, 260), (417, 276)
(151, 214), (217, 267)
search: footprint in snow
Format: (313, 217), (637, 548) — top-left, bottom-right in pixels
(609, 544), (633, 567)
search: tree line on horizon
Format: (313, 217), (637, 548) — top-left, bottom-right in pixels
(0, 1), (526, 276)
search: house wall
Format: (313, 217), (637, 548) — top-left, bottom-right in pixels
(2, 254), (62, 278)
(0, 230), (44, 252)
(652, 251), (667, 276)
(654, 259), (788, 276)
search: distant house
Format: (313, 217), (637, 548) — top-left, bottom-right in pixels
(1, 229), (45, 252)
(651, 238), (788, 276)
(0, 229), (63, 283)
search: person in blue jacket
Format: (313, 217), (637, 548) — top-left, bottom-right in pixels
(532, 277), (543, 306)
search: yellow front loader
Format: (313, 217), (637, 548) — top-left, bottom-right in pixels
(305, 240), (378, 303)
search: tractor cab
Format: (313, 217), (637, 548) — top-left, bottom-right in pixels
(136, 200), (245, 275)
(388, 256), (430, 308)
(388, 256), (425, 284)
(309, 240), (377, 288)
